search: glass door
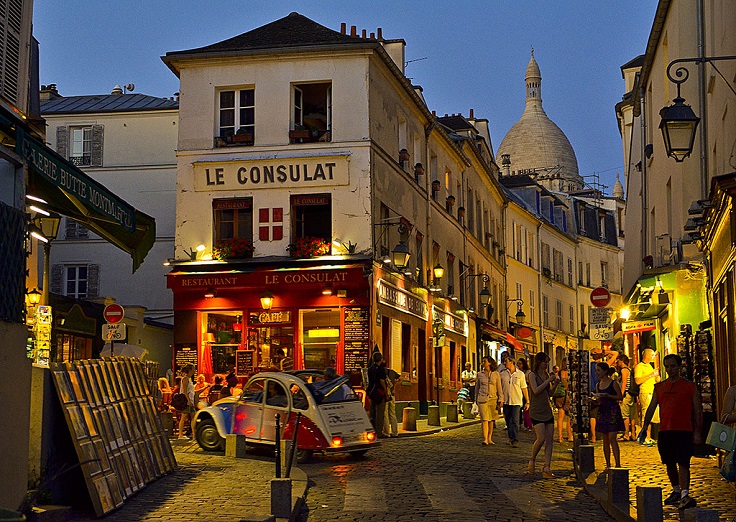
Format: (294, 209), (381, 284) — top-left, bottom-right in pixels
(300, 309), (340, 371)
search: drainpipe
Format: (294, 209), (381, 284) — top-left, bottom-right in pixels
(696, 0), (709, 198)
(640, 84), (648, 261)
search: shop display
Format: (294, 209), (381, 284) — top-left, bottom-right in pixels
(567, 349), (591, 437)
(50, 357), (176, 516)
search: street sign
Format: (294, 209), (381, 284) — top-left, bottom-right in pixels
(589, 324), (614, 341)
(590, 287), (612, 308)
(103, 303), (125, 324)
(589, 307), (612, 327)
(102, 322), (126, 341)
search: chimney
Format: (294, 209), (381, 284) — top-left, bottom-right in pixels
(175, 92), (180, 102)
(370, 32), (375, 39)
(432, 110), (436, 117)
(377, 28), (383, 40)
(469, 108), (474, 119)
(40, 83), (60, 101)
(340, 22), (346, 34)
(350, 25), (357, 37)
(361, 29), (366, 38)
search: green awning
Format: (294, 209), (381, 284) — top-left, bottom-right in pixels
(16, 125), (155, 272)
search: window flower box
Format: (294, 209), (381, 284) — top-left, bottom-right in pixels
(213, 238), (255, 260)
(287, 236), (330, 259)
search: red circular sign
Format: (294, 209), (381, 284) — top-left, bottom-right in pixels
(104, 303), (125, 323)
(516, 326), (533, 339)
(590, 287), (612, 308)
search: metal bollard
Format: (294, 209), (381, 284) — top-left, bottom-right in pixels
(274, 413), (281, 478)
(285, 412), (301, 478)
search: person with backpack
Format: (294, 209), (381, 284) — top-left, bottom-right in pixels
(616, 353), (638, 441)
(367, 352), (387, 437)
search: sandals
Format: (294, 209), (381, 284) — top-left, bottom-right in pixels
(542, 467), (555, 479)
(527, 460), (535, 474)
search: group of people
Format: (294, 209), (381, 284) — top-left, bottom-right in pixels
(366, 351), (401, 438)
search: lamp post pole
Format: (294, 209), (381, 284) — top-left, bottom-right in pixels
(41, 241), (51, 306)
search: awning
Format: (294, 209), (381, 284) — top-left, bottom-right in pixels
(16, 125), (155, 272)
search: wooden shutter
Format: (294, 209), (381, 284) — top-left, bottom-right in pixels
(64, 217), (76, 239)
(56, 126), (68, 159)
(91, 125), (104, 166)
(50, 264), (63, 294)
(87, 264), (99, 298)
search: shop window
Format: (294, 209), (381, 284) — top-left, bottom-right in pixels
(247, 312), (294, 371)
(214, 198), (253, 244)
(301, 309), (339, 371)
(291, 82), (331, 143)
(54, 333), (92, 362)
(202, 311), (244, 374)
(217, 88), (255, 146)
(291, 194), (331, 245)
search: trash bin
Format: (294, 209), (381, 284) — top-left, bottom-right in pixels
(0, 508), (25, 521)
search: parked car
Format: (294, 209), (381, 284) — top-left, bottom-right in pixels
(193, 371), (378, 462)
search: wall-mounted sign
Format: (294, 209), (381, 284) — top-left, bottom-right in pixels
(192, 155), (350, 191)
(433, 307), (466, 336)
(249, 310), (292, 325)
(235, 350), (255, 376)
(377, 280), (427, 320)
(622, 319), (656, 333)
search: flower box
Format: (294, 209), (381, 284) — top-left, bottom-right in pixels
(213, 237), (255, 260)
(287, 236), (330, 258)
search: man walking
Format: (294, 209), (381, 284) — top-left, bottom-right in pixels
(500, 357), (530, 447)
(635, 347), (660, 445)
(616, 354), (638, 441)
(367, 352), (387, 437)
(462, 362), (478, 401)
(639, 353), (702, 510)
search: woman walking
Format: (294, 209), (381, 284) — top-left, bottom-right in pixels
(177, 364), (196, 440)
(475, 356), (504, 445)
(527, 352), (559, 478)
(594, 362), (624, 470)
(554, 361), (574, 443)
(517, 357), (534, 431)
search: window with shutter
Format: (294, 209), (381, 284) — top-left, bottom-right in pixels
(91, 125), (104, 166)
(87, 264), (99, 298)
(56, 126), (68, 159)
(50, 264), (63, 294)
(0, 0), (22, 104)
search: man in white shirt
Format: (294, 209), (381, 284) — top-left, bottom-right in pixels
(500, 357), (530, 447)
(635, 347), (660, 445)
(461, 362), (478, 401)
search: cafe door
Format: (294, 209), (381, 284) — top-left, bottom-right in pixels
(300, 308), (340, 371)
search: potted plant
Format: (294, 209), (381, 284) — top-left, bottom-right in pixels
(232, 127), (253, 144)
(289, 124), (311, 143)
(287, 236), (330, 258)
(213, 237), (255, 260)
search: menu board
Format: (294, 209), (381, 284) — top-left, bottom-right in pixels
(174, 345), (197, 373)
(235, 350), (254, 377)
(344, 307), (370, 373)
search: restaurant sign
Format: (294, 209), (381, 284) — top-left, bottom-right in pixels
(193, 155), (350, 191)
(377, 279), (427, 320)
(433, 307), (466, 336)
(621, 319), (656, 333)
(249, 311), (291, 325)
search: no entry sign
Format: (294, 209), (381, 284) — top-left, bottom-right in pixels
(103, 303), (125, 323)
(590, 287), (612, 308)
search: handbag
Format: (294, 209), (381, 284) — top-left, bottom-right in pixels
(471, 402), (479, 416)
(171, 392), (188, 411)
(552, 381), (566, 398)
(721, 451), (735, 482)
(706, 422), (736, 451)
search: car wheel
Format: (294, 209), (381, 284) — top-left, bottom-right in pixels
(196, 419), (224, 451)
(296, 448), (313, 463)
(349, 449), (369, 458)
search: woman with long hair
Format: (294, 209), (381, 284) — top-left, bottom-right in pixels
(517, 357), (534, 431)
(527, 352), (559, 478)
(594, 362), (624, 470)
(177, 364), (196, 440)
(554, 360), (575, 443)
(475, 356), (504, 445)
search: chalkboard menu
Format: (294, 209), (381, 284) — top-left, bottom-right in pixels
(174, 345), (197, 373)
(236, 350), (254, 377)
(344, 307), (370, 373)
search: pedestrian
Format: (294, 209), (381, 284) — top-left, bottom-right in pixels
(527, 352), (559, 478)
(177, 363), (196, 440)
(517, 357), (534, 431)
(461, 362), (478, 402)
(476, 356), (504, 445)
(553, 361), (574, 443)
(722, 384), (736, 425)
(500, 357), (529, 448)
(457, 386), (470, 411)
(589, 349), (605, 443)
(615, 353), (638, 441)
(635, 347), (660, 445)
(639, 353), (702, 510)
(593, 362), (624, 470)
(367, 352), (387, 437)
(383, 366), (400, 437)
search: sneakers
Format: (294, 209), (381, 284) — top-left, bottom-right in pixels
(664, 491), (680, 505)
(511, 441), (519, 448)
(678, 495), (696, 509)
(177, 435), (190, 440)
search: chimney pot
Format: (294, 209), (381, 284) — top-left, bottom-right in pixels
(370, 32), (375, 39)
(350, 25), (357, 36)
(377, 28), (383, 39)
(432, 110), (436, 117)
(469, 108), (474, 118)
(361, 29), (366, 38)
(340, 22), (346, 34)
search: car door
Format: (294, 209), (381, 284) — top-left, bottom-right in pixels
(233, 377), (265, 439)
(260, 378), (291, 443)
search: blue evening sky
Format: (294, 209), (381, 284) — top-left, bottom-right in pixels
(33, 1), (658, 195)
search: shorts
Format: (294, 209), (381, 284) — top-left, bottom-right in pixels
(531, 417), (554, 426)
(657, 430), (694, 466)
(554, 396), (568, 411)
(478, 401), (499, 421)
(621, 393), (638, 419)
(639, 392), (660, 423)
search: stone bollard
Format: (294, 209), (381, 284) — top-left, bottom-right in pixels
(607, 468), (629, 506)
(577, 444), (595, 474)
(402, 407), (417, 431)
(428, 405), (441, 426)
(635, 486), (663, 522)
(446, 404), (459, 422)
(462, 401), (474, 419)
(270, 477), (292, 519)
(226, 434), (247, 458)
(681, 508), (720, 522)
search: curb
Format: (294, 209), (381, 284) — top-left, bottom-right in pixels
(396, 418), (482, 438)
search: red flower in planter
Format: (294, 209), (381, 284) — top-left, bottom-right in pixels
(287, 236), (330, 258)
(213, 237), (255, 260)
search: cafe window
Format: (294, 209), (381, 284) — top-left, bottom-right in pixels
(218, 88), (255, 144)
(247, 310), (294, 370)
(214, 198), (253, 243)
(291, 194), (331, 245)
(202, 311), (243, 374)
(300, 308), (340, 371)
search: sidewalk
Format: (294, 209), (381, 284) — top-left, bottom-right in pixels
(580, 438), (736, 521)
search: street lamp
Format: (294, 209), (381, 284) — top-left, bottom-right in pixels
(660, 56), (736, 162)
(33, 213), (61, 305)
(373, 219), (412, 271)
(463, 273), (492, 313)
(260, 291), (274, 310)
(506, 298), (525, 325)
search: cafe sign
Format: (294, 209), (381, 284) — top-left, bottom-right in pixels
(621, 319), (656, 333)
(249, 311), (291, 325)
(193, 155), (350, 191)
(377, 279), (427, 320)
